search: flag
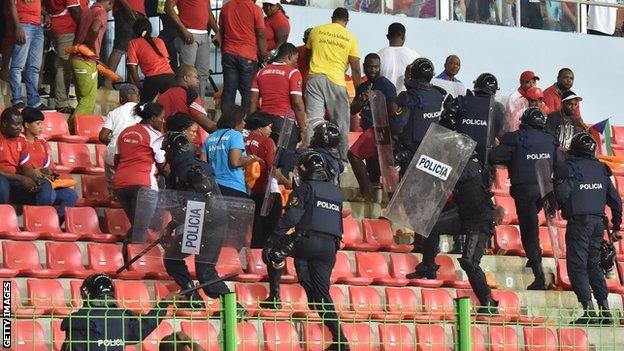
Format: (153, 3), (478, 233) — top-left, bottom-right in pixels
(589, 118), (613, 156)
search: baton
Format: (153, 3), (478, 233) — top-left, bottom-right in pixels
(177, 272), (239, 296)
(115, 219), (179, 275)
(208, 70), (219, 93)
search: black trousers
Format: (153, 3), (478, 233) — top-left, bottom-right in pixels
(416, 205), (461, 267)
(511, 183), (543, 265)
(458, 221), (493, 305)
(141, 73), (176, 103)
(251, 192), (284, 297)
(566, 215), (608, 303)
(164, 258), (230, 299)
(294, 232), (347, 345)
(114, 186), (157, 258)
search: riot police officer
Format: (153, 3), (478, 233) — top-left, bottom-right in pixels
(490, 108), (562, 290)
(266, 151), (349, 351)
(61, 274), (174, 351)
(554, 133), (622, 325)
(391, 57), (446, 175)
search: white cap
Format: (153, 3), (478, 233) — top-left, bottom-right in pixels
(263, 0), (280, 4)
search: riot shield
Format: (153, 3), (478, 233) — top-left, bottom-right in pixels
(535, 158), (562, 265)
(384, 123), (477, 237)
(260, 113), (295, 216)
(370, 90), (400, 194)
(556, 123), (576, 150)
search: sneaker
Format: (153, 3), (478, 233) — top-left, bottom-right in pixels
(12, 102), (25, 109)
(405, 270), (437, 280)
(36, 103), (54, 111)
(259, 296), (282, 310)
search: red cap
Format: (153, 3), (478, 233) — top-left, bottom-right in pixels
(520, 71), (540, 83)
(525, 87), (544, 101)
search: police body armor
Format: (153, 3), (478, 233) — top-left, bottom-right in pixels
(297, 181), (343, 238)
(507, 127), (557, 185)
(454, 156), (494, 223)
(561, 156), (610, 218)
(395, 87), (445, 152)
(456, 94), (490, 162)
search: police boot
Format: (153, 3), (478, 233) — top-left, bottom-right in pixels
(259, 295), (282, 310)
(180, 285), (206, 310)
(476, 295), (499, 316)
(448, 235), (464, 254)
(571, 301), (600, 325)
(406, 263), (439, 280)
(597, 299), (614, 325)
(324, 342), (350, 351)
(527, 264), (546, 290)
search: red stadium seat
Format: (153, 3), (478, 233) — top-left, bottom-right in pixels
(378, 324), (414, 351)
(342, 323), (378, 351)
(125, 244), (169, 279)
(612, 125), (624, 148)
(493, 196), (519, 225)
(362, 219), (413, 253)
(470, 326), (486, 351)
(64, 206), (118, 242)
(217, 248), (262, 283)
(331, 251), (374, 286)
(538, 226), (556, 257)
(51, 319), (64, 351)
(301, 322), (333, 351)
(556, 260), (622, 293)
(114, 280), (153, 315)
(236, 283), (286, 318)
(421, 288), (454, 321)
(74, 115), (104, 143)
(180, 320), (220, 351)
(436, 255), (470, 289)
(330, 286), (367, 320)
(23, 205), (79, 241)
(103, 208), (131, 237)
(141, 320), (174, 351)
(355, 252), (409, 286)
(0, 204), (38, 240)
(557, 328), (589, 351)
(523, 327), (557, 351)
(154, 281), (218, 317)
(493, 167), (511, 195)
(279, 284), (314, 318)
(94, 144), (106, 167)
(79, 174), (113, 207)
(13, 320), (48, 351)
(41, 111), (87, 143)
(69, 279), (84, 308)
(348, 286), (400, 321)
(238, 322), (260, 351)
(389, 253), (443, 288)
(56, 142), (104, 174)
(494, 225), (525, 256)
(86, 243), (145, 279)
(45, 242), (93, 278)
(489, 326), (520, 351)
(245, 248), (296, 283)
(385, 287), (434, 321)
(342, 217), (380, 251)
(3, 241), (62, 278)
(263, 321), (302, 351)
(456, 290), (544, 324)
(8, 279), (45, 317)
(415, 325), (450, 351)
(27, 278), (73, 315)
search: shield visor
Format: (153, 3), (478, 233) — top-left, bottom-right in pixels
(261, 114), (295, 216)
(535, 158), (562, 262)
(384, 123), (476, 237)
(370, 90), (400, 194)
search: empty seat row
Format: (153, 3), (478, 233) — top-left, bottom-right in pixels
(41, 112), (103, 144)
(342, 218), (413, 253)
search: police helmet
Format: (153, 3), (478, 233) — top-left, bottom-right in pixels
(162, 131), (194, 162)
(310, 121), (340, 149)
(601, 240), (616, 274)
(473, 73), (499, 96)
(409, 58), (435, 83)
(569, 132), (597, 157)
(81, 273), (115, 300)
(438, 97), (460, 131)
(296, 151), (329, 181)
(520, 108), (546, 129)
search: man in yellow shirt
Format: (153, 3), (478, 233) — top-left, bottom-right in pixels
(305, 7), (361, 161)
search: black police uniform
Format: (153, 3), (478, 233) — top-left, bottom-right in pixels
(273, 180), (348, 347)
(490, 125), (560, 288)
(61, 300), (169, 351)
(279, 147), (344, 184)
(456, 92), (506, 163)
(555, 155), (623, 307)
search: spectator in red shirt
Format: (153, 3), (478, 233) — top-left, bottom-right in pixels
(21, 108), (78, 222)
(0, 107), (54, 206)
(525, 86), (550, 116)
(103, 0), (147, 90)
(543, 68), (581, 118)
(296, 28), (312, 91)
(166, 0), (220, 99)
(127, 18), (176, 103)
(45, 0), (86, 113)
(250, 43), (306, 149)
(219, 0), (267, 117)
(114, 103), (167, 256)
(263, 0), (290, 55)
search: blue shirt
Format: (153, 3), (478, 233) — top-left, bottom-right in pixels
(355, 76), (397, 129)
(203, 129), (248, 193)
(435, 71), (461, 82)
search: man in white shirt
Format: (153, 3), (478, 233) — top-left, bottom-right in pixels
(377, 22), (419, 93)
(505, 70), (538, 132)
(431, 55), (466, 98)
(97, 84), (142, 191)
(588, 0), (617, 36)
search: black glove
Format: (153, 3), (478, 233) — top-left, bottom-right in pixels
(541, 191), (557, 218)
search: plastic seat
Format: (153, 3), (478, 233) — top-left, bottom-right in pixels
(51, 319), (64, 351)
(56, 142), (104, 174)
(79, 175), (113, 207)
(114, 280), (153, 315)
(389, 253), (443, 288)
(41, 111), (87, 143)
(235, 283), (287, 318)
(238, 322), (260, 351)
(523, 327), (557, 351)
(3, 241), (62, 278)
(421, 288), (455, 321)
(612, 125), (624, 148)
(217, 247), (263, 282)
(65, 206), (118, 242)
(95, 144), (107, 167)
(13, 320), (48, 351)
(69, 279), (84, 308)
(279, 284), (315, 318)
(341, 323), (378, 351)
(557, 328), (590, 351)
(0, 204), (39, 240)
(456, 289), (543, 324)
(23, 205), (80, 241)
(342, 217), (380, 251)
(245, 248), (296, 284)
(141, 320), (174, 351)
(384, 287), (425, 321)
(557, 259), (572, 290)
(349, 286), (400, 321)
(154, 281), (218, 317)
(493, 196), (519, 225)
(355, 252), (409, 286)
(494, 225), (525, 256)
(180, 320), (219, 351)
(125, 244), (170, 279)
(45, 242), (94, 278)
(86, 243), (145, 279)
(489, 326), (520, 351)
(538, 226), (555, 257)
(493, 167), (511, 195)
(362, 219), (413, 253)
(103, 208), (131, 237)
(378, 324), (414, 351)
(263, 321), (302, 351)
(415, 325), (450, 351)
(470, 327), (487, 351)
(331, 251), (373, 285)
(436, 255), (470, 289)
(27, 278), (74, 315)
(7, 279), (45, 317)
(74, 115), (104, 143)
(301, 322), (333, 351)
(330, 286), (367, 320)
